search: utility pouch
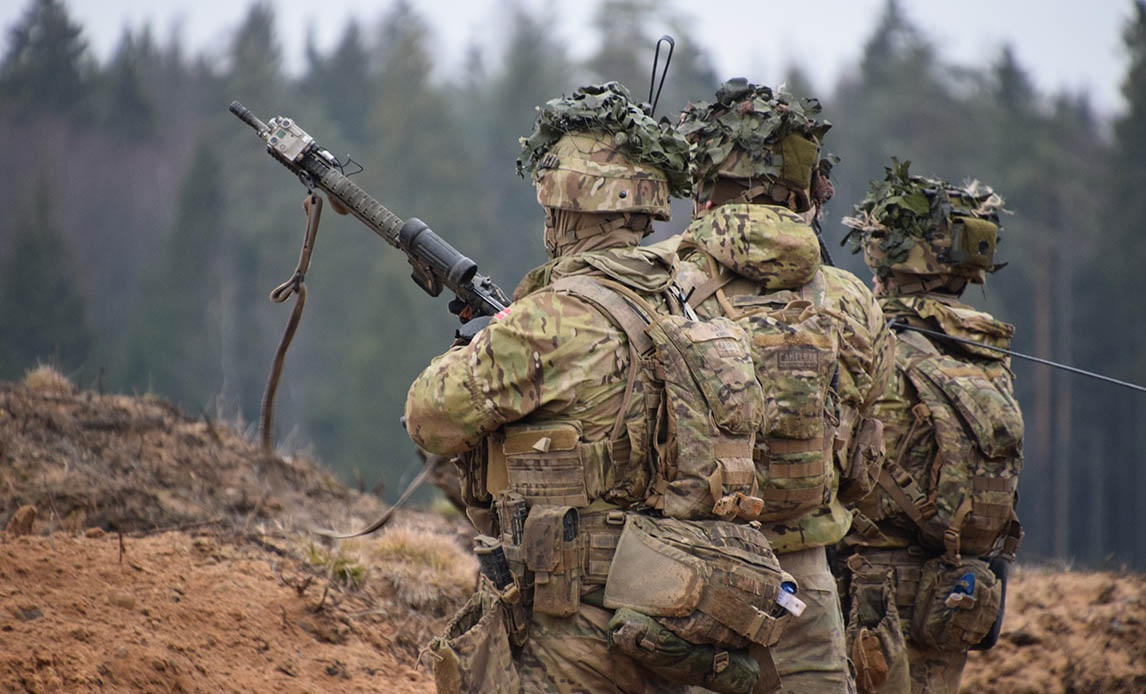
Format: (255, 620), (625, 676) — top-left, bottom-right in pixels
(603, 514), (795, 649)
(522, 505), (581, 617)
(426, 588), (522, 694)
(911, 556), (1001, 652)
(607, 607), (771, 694)
(837, 412), (885, 505)
(844, 555), (909, 694)
(971, 555), (1011, 651)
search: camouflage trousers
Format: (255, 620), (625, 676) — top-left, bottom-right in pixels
(769, 546), (855, 694)
(518, 601), (691, 694)
(843, 548), (968, 694)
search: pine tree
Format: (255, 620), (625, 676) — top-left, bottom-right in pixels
(95, 27), (157, 141)
(1082, 0), (1146, 567)
(115, 143), (225, 409)
(0, 0), (92, 120)
(0, 181), (92, 379)
(300, 21), (371, 143)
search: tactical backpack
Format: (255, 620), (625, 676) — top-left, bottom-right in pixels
(683, 261), (843, 524)
(876, 328), (1024, 561)
(548, 274), (767, 522)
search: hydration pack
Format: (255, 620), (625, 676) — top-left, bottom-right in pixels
(683, 264), (844, 524)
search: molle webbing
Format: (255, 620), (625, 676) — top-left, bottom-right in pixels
(551, 274), (765, 522)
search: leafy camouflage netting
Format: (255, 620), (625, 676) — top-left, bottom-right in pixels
(516, 82), (691, 198)
(677, 78), (833, 195)
(842, 159), (1006, 280)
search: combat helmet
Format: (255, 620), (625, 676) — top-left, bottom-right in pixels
(677, 78), (834, 212)
(516, 81), (691, 224)
(842, 159), (1006, 286)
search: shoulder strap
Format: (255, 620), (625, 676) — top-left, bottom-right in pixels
(686, 253), (738, 307)
(551, 275), (657, 354)
(549, 275), (660, 458)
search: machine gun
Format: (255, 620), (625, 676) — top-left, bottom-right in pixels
(228, 101), (510, 320)
(229, 101), (511, 459)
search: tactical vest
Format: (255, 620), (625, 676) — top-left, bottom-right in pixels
(684, 259), (842, 524)
(874, 329), (1024, 560)
(455, 275), (764, 523)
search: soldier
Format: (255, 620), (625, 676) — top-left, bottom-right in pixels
(408, 82), (796, 694)
(669, 78), (895, 693)
(836, 160), (1024, 694)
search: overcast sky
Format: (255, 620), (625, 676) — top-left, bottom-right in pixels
(1, 0), (1133, 117)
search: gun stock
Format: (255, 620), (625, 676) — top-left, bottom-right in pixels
(228, 101), (509, 318)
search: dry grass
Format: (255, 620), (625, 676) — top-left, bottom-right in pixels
(22, 364), (76, 393)
(365, 524), (478, 614)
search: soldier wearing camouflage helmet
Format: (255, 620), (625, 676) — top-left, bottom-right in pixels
(836, 160), (1024, 694)
(665, 78), (896, 693)
(407, 82), (793, 694)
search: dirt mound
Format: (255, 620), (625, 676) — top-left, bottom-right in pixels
(1, 370), (470, 692)
(0, 371), (386, 534)
(961, 566), (1146, 692)
(2, 369), (1145, 692)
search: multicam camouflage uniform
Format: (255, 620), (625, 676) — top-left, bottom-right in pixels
(409, 83), (790, 694)
(837, 161), (1024, 694)
(670, 79), (894, 694)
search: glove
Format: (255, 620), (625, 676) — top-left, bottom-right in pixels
(452, 315), (491, 346)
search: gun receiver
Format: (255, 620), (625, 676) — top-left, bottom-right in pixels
(228, 101), (509, 319)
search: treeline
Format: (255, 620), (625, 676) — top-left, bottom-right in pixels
(1, 0), (1144, 569)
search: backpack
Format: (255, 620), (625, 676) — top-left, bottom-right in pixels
(684, 262), (843, 524)
(550, 275), (767, 522)
(878, 329), (1024, 560)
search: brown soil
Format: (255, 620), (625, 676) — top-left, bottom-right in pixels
(1, 369), (1145, 693)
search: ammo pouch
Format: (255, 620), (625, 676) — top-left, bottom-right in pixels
(911, 555), (1002, 652)
(602, 514), (795, 651)
(521, 505), (581, 617)
(426, 587), (522, 694)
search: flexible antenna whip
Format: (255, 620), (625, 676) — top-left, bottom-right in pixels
(648, 35), (675, 116)
(890, 320), (1146, 394)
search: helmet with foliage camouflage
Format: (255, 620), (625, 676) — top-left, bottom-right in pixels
(677, 78), (834, 211)
(842, 159), (1006, 284)
(516, 82), (691, 222)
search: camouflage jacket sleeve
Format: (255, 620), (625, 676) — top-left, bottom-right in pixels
(403, 289), (629, 456)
